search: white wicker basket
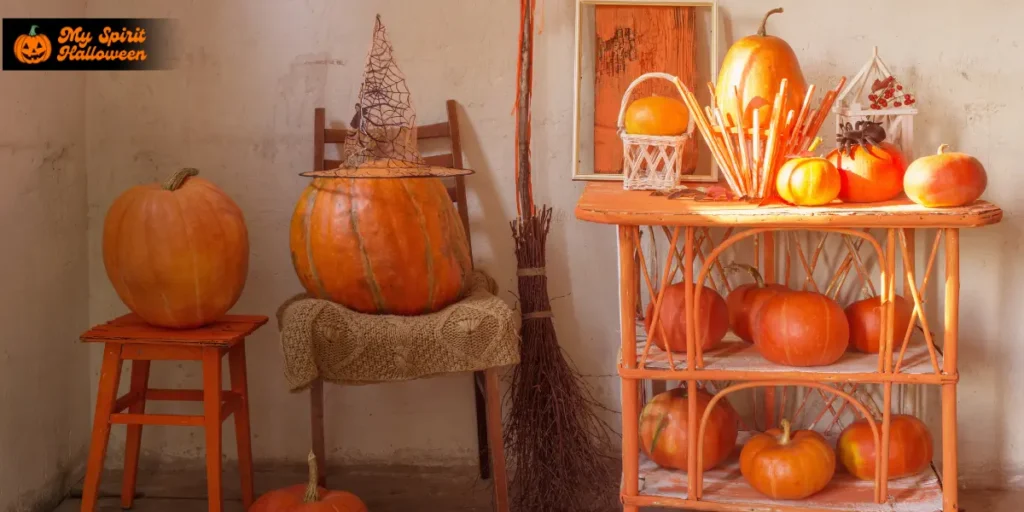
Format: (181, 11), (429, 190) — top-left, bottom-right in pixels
(617, 72), (696, 191)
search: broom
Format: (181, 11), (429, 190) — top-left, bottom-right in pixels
(504, 1), (619, 510)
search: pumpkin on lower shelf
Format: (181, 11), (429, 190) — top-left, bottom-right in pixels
(251, 452), (367, 512)
(740, 419), (836, 500)
(753, 290), (850, 366)
(644, 283), (729, 353)
(846, 295), (915, 354)
(102, 168), (249, 329)
(624, 96), (690, 136)
(639, 387), (739, 472)
(837, 414), (934, 481)
(290, 171), (472, 316)
(724, 264), (788, 343)
(828, 122), (908, 203)
(904, 144), (988, 208)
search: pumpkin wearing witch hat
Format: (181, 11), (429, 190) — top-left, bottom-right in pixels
(290, 15), (473, 316)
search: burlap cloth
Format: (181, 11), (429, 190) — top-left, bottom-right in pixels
(275, 270), (520, 391)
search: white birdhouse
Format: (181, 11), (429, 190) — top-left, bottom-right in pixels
(834, 47), (917, 159)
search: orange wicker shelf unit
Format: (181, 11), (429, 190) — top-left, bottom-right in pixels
(575, 181), (1003, 512)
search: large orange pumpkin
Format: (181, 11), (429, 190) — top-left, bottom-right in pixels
(644, 283), (729, 353)
(251, 452), (367, 512)
(639, 387), (739, 471)
(290, 176), (472, 315)
(775, 155), (841, 206)
(827, 142), (908, 203)
(714, 8), (807, 128)
(724, 264), (787, 343)
(740, 419), (835, 500)
(102, 168), (249, 329)
(837, 414), (934, 481)
(845, 295), (915, 354)
(904, 144), (988, 207)
(624, 96), (690, 136)
(753, 290), (849, 366)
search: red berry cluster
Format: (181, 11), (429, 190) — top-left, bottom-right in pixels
(867, 75), (914, 109)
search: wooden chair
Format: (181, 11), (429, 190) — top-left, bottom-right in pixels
(310, 100), (508, 510)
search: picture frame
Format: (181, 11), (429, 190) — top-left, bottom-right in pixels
(571, 0), (720, 183)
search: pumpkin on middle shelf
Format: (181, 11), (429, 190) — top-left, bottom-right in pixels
(752, 289), (849, 366)
(827, 121), (908, 203)
(644, 282), (729, 353)
(724, 264), (788, 343)
(846, 294), (915, 354)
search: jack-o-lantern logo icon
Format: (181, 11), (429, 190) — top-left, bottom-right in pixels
(14, 25), (52, 64)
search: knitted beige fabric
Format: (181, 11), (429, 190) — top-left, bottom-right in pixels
(276, 270), (520, 390)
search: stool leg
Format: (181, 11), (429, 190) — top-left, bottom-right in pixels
(483, 368), (509, 512)
(202, 347), (223, 512)
(81, 344), (124, 512)
(228, 343), (254, 509)
(121, 360), (151, 509)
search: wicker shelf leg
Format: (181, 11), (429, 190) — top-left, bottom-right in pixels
(310, 378), (327, 487)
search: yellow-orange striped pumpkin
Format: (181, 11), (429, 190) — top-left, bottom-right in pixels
(289, 177), (471, 315)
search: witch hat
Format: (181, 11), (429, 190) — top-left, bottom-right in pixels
(302, 15), (472, 179)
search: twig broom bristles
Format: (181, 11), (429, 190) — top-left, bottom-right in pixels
(504, 1), (619, 510)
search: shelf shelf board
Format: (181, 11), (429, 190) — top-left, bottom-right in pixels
(633, 434), (942, 512)
(576, 181), (1003, 228)
(625, 340), (948, 383)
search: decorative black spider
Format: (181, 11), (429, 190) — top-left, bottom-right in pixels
(836, 120), (887, 157)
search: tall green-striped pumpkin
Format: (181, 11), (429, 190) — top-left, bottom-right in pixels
(289, 176), (472, 315)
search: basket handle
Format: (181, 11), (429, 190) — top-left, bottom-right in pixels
(616, 71), (696, 136)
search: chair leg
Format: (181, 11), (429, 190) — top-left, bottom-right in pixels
(483, 368), (509, 512)
(310, 378), (327, 487)
(473, 371), (491, 479)
(81, 344), (124, 512)
(202, 347), (224, 512)
(121, 359), (151, 509)
(229, 343), (254, 509)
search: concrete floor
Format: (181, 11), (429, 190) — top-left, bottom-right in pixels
(53, 466), (1024, 512)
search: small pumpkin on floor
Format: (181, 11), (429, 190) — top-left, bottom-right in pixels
(251, 452), (367, 512)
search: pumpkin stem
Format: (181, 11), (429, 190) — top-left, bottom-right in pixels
(303, 450), (320, 503)
(937, 144), (950, 155)
(29, 25), (40, 36)
(162, 168), (199, 191)
(780, 419), (792, 445)
(808, 137), (823, 153)
(757, 8), (784, 37)
(725, 262), (767, 288)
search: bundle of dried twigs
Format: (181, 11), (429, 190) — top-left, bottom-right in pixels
(503, 1), (619, 510)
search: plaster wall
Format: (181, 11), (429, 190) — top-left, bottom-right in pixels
(0, 0), (90, 510)
(82, 0), (1023, 490)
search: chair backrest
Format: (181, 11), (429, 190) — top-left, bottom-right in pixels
(313, 99), (472, 259)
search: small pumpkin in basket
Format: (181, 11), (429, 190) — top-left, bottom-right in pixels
(102, 168), (249, 329)
(740, 419), (835, 500)
(845, 294), (915, 354)
(644, 282), (729, 353)
(776, 138), (841, 206)
(753, 290), (849, 366)
(724, 264), (787, 343)
(827, 121), (908, 203)
(251, 452), (367, 512)
(639, 387), (739, 472)
(837, 414), (934, 481)
(624, 96), (690, 136)
(904, 144), (988, 207)
(714, 7), (808, 128)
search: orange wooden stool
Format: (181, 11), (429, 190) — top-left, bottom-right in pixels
(79, 313), (268, 512)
